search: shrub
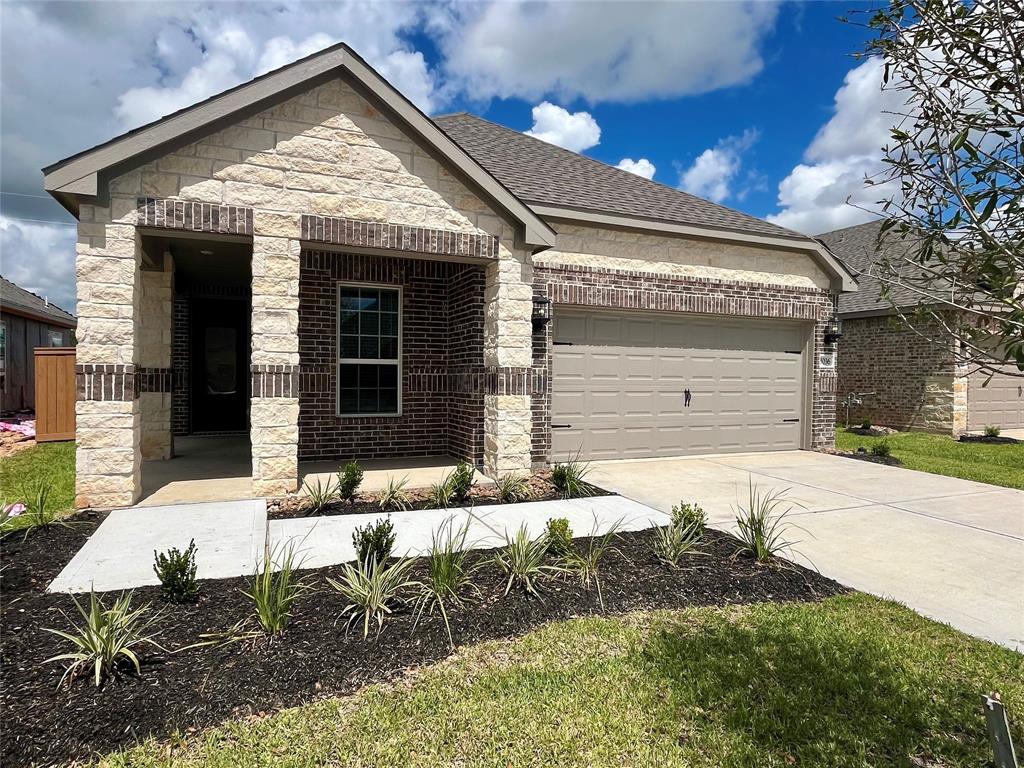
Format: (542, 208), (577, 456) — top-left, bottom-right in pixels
(561, 517), (621, 611)
(495, 473), (530, 504)
(337, 461), (364, 502)
(671, 502), (707, 532)
(244, 541), (306, 635)
(984, 424), (1001, 438)
(448, 462), (476, 503)
(427, 477), (457, 509)
(653, 517), (703, 568)
(43, 590), (164, 687)
(545, 517), (573, 556)
(153, 540), (199, 603)
(734, 481), (801, 563)
(551, 451), (598, 499)
(494, 524), (560, 597)
(328, 556), (418, 638)
(352, 517), (396, 568)
(413, 516), (479, 646)
(302, 476), (338, 515)
(860, 418), (872, 429)
(378, 475), (410, 512)
(870, 441), (892, 457)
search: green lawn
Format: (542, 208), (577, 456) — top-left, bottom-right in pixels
(101, 594), (1023, 768)
(0, 441), (76, 527)
(835, 428), (1024, 489)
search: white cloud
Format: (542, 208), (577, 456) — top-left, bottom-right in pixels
(375, 50), (437, 113)
(0, 216), (78, 313)
(616, 158), (656, 180)
(767, 58), (904, 234)
(524, 102), (601, 152)
(679, 129), (759, 202)
(431, 1), (779, 103)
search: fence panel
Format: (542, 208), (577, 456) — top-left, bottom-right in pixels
(34, 347), (76, 442)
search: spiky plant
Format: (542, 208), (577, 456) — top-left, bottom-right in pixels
(551, 450), (597, 499)
(561, 516), (622, 611)
(328, 556), (419, 638)
(494, 524), (561, 597)
(427, 476), (457, 509)
(302, 476), (339, 515)
(495, 473), (530, 504)
(243, 540), (307, 635)
(413, 516), (480, 647)
(733, 481), (803, 563)
(653, 517), (704, 568)
(378, 475), (411, 512)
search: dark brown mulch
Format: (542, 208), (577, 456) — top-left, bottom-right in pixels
(268, 470), (605, 519)
(1, 519), (846, 767)
(830, 449), (903, 467)
(845, 426), (899, 437)
(959, 434), (1021, 445)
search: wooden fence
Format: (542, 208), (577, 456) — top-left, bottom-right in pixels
(34, 347), (75, 442)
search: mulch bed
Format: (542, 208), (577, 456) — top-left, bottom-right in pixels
(845, 426), (899, 437)
(268, 470), (604, 519)
(959, 434), (1021, 445)
(827, 449), (903, 467)
(2, 516), (846, 766)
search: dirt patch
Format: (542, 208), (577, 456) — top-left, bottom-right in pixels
(959, 434), (1021, 445)
(0, 430), (35, 459)
(268, 470), (605, 519)
(1, 516), (845, 766)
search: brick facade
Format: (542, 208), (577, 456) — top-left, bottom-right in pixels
(836, 313), (958, 432)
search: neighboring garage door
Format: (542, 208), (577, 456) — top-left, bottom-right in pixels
(968, 366), (1024, 431)
(551, 309), (809, 462)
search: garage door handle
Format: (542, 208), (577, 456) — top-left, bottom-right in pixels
(782, 418), (800, 423)
(551, 423), (573, 429)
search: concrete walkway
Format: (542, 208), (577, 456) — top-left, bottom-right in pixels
(589, 451), (1024, 651)
(49, 495), (663, 593)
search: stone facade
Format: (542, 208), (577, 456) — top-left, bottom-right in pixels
(836, 314), (961, 432)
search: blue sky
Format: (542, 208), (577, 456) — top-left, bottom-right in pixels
(0, 1), (895, 312)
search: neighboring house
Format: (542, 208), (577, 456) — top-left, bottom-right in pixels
(0, 276), (77, 413)
(819, 219), (1023, 434)
(43, 43), (857, 510)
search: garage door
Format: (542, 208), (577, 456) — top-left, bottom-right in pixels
(968, 366), (1024, 430)
(551, 309), (809, 461)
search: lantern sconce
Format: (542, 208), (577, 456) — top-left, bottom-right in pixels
(824, 316), (843, 346)
(532, 296), (552, 331)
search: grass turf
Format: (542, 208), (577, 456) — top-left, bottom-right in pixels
(100, 594), (1023, 768)
(835, 428), (1024, 489)
(0, 441), (76, 529)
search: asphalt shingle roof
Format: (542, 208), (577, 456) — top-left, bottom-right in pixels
(0, 276), (76, 327)
(817, 220), (922, 315)
(434, 113), (806, 241)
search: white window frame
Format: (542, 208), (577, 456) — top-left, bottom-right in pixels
(336, 281), (402, 417)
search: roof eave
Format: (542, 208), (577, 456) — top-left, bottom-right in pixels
(532, 204), (859, 293)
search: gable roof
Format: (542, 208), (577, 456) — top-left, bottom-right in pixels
(1, 276), (77, 328)
(436, 113), (797, 240)
(42, 43), (556, 251)
(818, 220), (923, 316)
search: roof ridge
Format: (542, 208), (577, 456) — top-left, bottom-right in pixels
(0, 274), (76, 319)
(816, 218), (884, 238)
(435, 112), (807, 240)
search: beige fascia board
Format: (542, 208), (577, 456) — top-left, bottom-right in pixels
(532, 204), (859, 293)
(42, 44), (556, 251)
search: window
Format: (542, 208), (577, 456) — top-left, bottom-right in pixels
(337, 284), (401, 416)
(48, 329), (66, 347)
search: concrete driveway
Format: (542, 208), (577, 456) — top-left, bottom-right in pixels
(589, 451), (1024, 651)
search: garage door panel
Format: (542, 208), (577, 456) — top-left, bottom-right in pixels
(968, 366), (1024, 430)
(552, 309), (807, 461)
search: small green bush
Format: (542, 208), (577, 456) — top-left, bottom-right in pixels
(551, 451), (597, 499)
(153, 540), (200, 603)
(671, 502), (707, 531)
(352, 517), (396, 568)
(984, 424), (1001, 438)
(871, 441), (892, 457)
(495, 473), (530, 504)
(449, 462), (476, 503)
(545, 517), (573, 556)
(860, 419), (872, 430)
(337, 461), (364, 502)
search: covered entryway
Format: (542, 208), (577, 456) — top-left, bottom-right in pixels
(968, 365), (1024, 431)
(551, 309), (810, 461)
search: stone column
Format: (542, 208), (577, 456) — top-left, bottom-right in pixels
(250, 213), (301, 496)
(139, 251), (174, 460)
(74, 205), (142, 509)
(482, 249), (535, 476)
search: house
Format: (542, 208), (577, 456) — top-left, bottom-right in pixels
(0, 276), (77, 413)
(43, 43), (857, 510)
(819, 219), (1023, 433)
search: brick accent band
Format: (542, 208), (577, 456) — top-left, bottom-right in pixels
(299, 367), (546, 397)
(252, 365), (299, 398)
(77, 364), (137, 402)
(300, 215), (500, 260)
(138, 368), (172, 394)
(539, 263), (827, 321)
(137, 197), (254, 236)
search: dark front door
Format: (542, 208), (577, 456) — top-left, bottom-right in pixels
(191, 298), (248, 432)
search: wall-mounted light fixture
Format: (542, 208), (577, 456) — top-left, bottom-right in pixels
(824, 316), (843, 345)
(532, 296), (552, 331)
